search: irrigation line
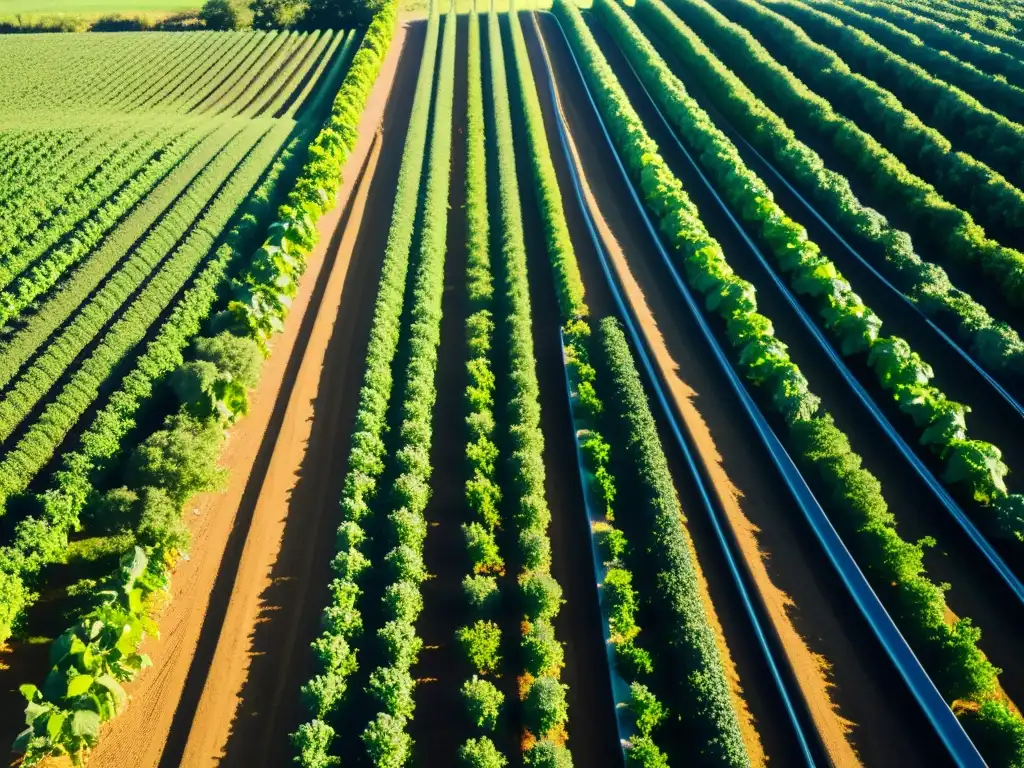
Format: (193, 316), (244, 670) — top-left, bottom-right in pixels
(537, 9), (986, 766)
(609, 33), (1024, 611)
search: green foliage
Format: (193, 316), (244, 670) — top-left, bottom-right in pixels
(128, 414), (226, 506)
(192, 332), (264, 389)
(361, 712), (411, 768)
(523, 676), (569, 737)
(519, 570), (563, 622)
(290, 721), (339, 768)
(628, 683), (666, 737)
(459, 736), (508, 768)
(522, 619), (564, 677)
(463, 574), (500, 613)
(368, 666), (415, 720)
(200, 0), (252, 28)
(639, 0), (1024, 378)
(524, 740), (574, 768)
(456, 620), (502, 675)
(461, 675), (504, 731)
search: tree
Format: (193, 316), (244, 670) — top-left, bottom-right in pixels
(524, 740), (573, 768)
(192, 332), (263, 388)
(461, 676), (504, 730)
(362, 712), (411, 768)
(523, 676), (568, 737)
(199, 0), (252, 28)
(456, 620), (502, 675)
(459, 737), (507, 768)
(251, 0), (309, 28)
(135, 486), (190, 555)
(128, 414), (225, 505)
(303, 0), (384, 27)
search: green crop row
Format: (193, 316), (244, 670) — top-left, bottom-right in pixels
(599, 0), (1023, 536)
(893, 0), (1023, 40)
(504, 8), (682, 765)
(716, 0), (1024, 250)
(693, 0), (1024, 312)
(287, 5), (429, 766)
(358, 4), (456, 764)
(662, 0), (1024, 358)
(0, 123), (204, 327)
(456, 6), (511, 765)
(14, 6), (398, 764)
(488, 8), (573, 763)
(0, 132), (306, 654)
(0, 121), (237, 398)
(0, 122), (282, 510)
(552, 0), (1024, 761)
(834, 0), (1024, 89)
(794, 0), (1024, 122)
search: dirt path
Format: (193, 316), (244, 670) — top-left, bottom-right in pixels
(503, 15), (623, 768)
(410, 11), (471, 763)
(70, 21), (426, 768)
(531, 11), (949, 767)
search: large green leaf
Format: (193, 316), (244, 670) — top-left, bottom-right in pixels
(66, 675), (94, 698)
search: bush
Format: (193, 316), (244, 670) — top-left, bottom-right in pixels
(626, 735), (669, 768)
(461, 676), (504, 730)
(519, 570), (562, 621)
(135, 486), (190, 555)
(368, 666), (415, 720)
(628, 683), (666, 737)
(524, 739), (573, 768)
(522, 620), (563, 677)
(361, 712), (411, 768)
(128, 414), (225, 505)
(463, 574), (500, 613)
(456, 620), (502, 675)
(193, 332), (263, 388)
(523, 676), (569, 737)
(459, 737), (507, 768)
(199, 0), (252, 28)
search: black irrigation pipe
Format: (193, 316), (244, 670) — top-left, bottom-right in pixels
(536, 9), (986, 766)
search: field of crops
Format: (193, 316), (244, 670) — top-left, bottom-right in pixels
(2, 0), (1024, 765)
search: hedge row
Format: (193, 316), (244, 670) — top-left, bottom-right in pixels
(660, 0), (1024, 366)
(794, 0), (1024, 121)
(11, 6), (399, 763)
(358, 4), (456, 765)
(598, 0), (1023, 537)
(456, 7), (511, 766)
(833, 0), (1024, 89)
(720, 0), (1024, 247)
(892, 0), (1024, 46)
(487, 9), (572, 763)
(552, 1), (1024, 761)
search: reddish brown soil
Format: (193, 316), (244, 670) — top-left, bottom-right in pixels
(530, 11), (948, 767)
(409, 11), (473, 763)
(9, 21), (424, 768)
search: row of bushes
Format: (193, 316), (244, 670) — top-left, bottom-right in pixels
(11, 6), (398, 763)
(895, 0), (1023, 41)
(765, 0), (1024, 137)
(657, 0), (1024, 374)
(552, 1), (1024, 762)
(600, 0), (1023, 537)
(358, 3), (456, 764)
(487, 9), (573, 764)
(685, 0), (1024, 313)
(796, 0), (1024, 122)
(505, 9), (677, 766)
(0, 123), (200, 328)
(283, 4), (429, 766)
(456, 8), (510, 767)
(728, 0), (1024, 245)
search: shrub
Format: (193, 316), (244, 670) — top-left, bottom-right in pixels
(368, 666), (415, 720)
(456, 620), (502, 675)
(523, 676), (569, 737)
(361, 712), (411, 768)
(459, 736), (507, 768)
(461, 676), (504, 730)
(135, 486), (190, 555)
(199, 0), (252, 28)
(519, 570), (562, 622)
(522, 620), (563, 677)
(524, 739), (573, 768)
(192, 332), (263, 388)
(128, 414), (225, 505)
(463, 574), (500, 613)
